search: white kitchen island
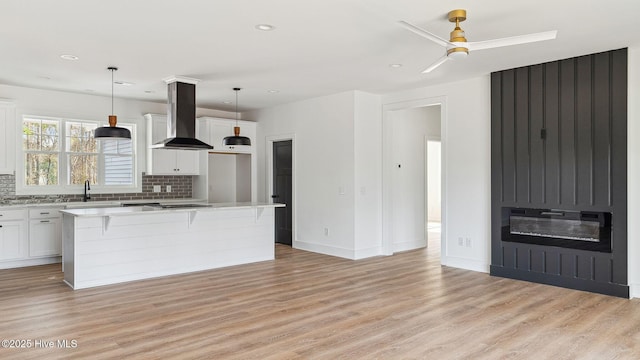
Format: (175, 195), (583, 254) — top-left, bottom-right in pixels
(60, 202), (284, 290)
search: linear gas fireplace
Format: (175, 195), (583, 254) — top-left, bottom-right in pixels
(501, 208), (612, 253)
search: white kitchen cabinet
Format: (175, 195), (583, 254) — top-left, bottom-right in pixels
(196, 117), (256, 154)
(0, 209), (28, 262)
(0, 100), (16, 174)
(144, 113), (200, 175)
(28, 208), (62, 257)
(193, 117), (257, 203)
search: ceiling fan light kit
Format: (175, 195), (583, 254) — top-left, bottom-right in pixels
(399, 9), (557, 73)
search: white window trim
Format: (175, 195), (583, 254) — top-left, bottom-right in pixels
(16, 115), (141, 195)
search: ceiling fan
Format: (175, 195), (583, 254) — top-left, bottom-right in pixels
(399, 9), (558, 73)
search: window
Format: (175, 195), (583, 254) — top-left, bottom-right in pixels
(21, 116), (136, 192)
(23, 118), (60, 185)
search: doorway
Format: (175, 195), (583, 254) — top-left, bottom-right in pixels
(426, 139), (442, 252)
(272, 140), (293, 246)
(382, 96), (446, 259)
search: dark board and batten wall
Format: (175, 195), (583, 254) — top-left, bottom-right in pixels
(490, 48), (628, 297)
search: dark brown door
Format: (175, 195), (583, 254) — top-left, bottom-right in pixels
(273, 140), (292, 245)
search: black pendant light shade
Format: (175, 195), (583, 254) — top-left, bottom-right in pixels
(222, 87), (251, 146)
(94, 124), (131, 139)
(94, 67), (131, 140)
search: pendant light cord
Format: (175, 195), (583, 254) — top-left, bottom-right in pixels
(111, 69), (114, 115)
(234, 87), (241, 126)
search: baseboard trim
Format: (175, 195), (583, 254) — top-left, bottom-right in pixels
(0, 256), (61, 270)
(442, 256), (489, 273)
(392, 240), (426, 253)
(294, 240), (356, 260)
(629, 283), (640, 299)
(491, 265), (630, 298)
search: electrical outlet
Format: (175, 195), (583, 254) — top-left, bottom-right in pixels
(153, 185), (161, 193)
(324, 228), (330, 236)
(166, 185), (171, 193)
(458, 237), (464, 246)
(465, 237), (472, 247)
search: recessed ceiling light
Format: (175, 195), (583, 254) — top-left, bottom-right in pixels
(267, 89), (279, 93)
(255, 24), (275, 31)
(114, 81), (135, 86)
(60, 54), (79, 61)
(389, 63), (403, 68)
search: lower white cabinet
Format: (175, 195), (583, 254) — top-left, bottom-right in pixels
(29, 218), (62, 257)
(0, 209), (28, 262)
(0, 207), (63, 269)
(28, 208), (63, 257)
(0, 219), (27, 261)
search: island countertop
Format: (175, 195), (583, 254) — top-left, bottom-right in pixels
(60, 202), (284, 217)
(61, 202), (283, 289)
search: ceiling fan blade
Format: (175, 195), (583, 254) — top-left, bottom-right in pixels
(422, 55), (449, 73)
(468, 30), (557, 51)
(398, 20), (454, 47)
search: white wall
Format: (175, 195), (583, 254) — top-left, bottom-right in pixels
(250, 91), (358, 258)
(627, 45), (640, 298)
(353, 91), (383, 258)
(382, 76), (491, 272)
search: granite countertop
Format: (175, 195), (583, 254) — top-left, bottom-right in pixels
(0, 198), (207, 209)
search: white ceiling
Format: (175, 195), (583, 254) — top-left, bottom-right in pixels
(1, 0), (639, 112)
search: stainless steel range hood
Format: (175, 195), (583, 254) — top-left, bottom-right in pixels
(151, 76), (213, 150)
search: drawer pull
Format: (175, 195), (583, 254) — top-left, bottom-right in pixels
(40, 220), (50, 223)
(40, 212), (50, 215)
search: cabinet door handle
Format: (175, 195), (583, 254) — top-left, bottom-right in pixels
(40, 220), (50, 223)
(0, 225), (3, 227)
(40, 212), (50, 215)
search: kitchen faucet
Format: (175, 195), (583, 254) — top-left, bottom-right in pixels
(83, 180), (91, 202)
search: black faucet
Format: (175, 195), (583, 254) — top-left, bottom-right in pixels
(83, 180), (91, 202)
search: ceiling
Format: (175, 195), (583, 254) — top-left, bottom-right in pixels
(1, 0), (639, 112)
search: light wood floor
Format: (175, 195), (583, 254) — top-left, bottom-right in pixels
(1, 234), (640, 359)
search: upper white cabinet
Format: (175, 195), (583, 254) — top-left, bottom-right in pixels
(196, 117), (256, 154)
(144, 114), (200, 175)
(0, 100), (16, 174)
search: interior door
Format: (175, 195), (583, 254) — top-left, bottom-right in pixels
(273, 140), (292, 245)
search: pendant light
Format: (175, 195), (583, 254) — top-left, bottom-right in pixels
(94, 67), (131, 140)
(222, 87), (251, 146)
